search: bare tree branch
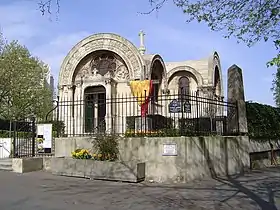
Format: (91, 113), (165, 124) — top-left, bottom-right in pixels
(38, 0), (60, 15)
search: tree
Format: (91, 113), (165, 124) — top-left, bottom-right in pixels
(0, 33), (53, 121)
(37, 0), (279, 67)
(38, 0), (280, 102)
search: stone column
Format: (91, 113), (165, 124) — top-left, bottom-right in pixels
(105, 80), (113, 134)
(74, 83), (82, 135)
(227, 64), (248, 134)
(66, 85), (74, 136)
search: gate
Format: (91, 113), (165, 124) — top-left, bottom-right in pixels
(13, 119), (36, 158)
(0, 119), (36, 158)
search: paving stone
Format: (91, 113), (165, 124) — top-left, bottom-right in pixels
(0, 167), (280, 209)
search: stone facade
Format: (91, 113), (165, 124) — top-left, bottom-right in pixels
(58, 32), (224, 135)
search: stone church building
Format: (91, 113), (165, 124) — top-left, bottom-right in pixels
(58, 32), (224, 135)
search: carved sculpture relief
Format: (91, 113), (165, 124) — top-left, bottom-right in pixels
(74, 52), (130, 83)
(115, 65), (129, 81)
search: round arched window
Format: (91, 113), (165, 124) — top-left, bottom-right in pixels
(178, 76), (190, 100)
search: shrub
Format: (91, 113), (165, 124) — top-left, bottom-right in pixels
(92, 134), (119, 161)
(246, 101), (280, 140)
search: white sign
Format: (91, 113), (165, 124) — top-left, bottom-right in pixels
(162, 143), (177, 156)
(37, 124), (52, 149)
(0, 138), (11, 158)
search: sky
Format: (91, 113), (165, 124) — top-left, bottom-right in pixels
(0, 0), (277, 106)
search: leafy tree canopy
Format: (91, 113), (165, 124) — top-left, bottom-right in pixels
(38, 0), (280, 104)
(0, 32), (53, 121)
(37, 0), (279, 67)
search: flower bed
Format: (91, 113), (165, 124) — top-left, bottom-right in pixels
(50, 157), (145, 183)
(71, 149), (117, 161)
(50, 135), (145, 182)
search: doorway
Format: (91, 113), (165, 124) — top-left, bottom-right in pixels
(84, 86), (106, 133)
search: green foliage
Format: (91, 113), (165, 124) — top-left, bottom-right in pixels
(0, 130), (31, 138)
(93, 134), (119, 161)
(246, 101), (280, 140)
(148, 0), (280, 69)
(272, 67), (280, 106)
(0, 32), (52, 121)
(179, 0), (280, 67)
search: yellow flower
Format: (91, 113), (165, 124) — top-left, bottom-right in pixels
(98, 154), (102, 158)
(93, 154), (97, 157)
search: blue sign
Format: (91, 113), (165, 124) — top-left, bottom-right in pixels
(169, 99), (191, 113)
(169, 99), (181, 113)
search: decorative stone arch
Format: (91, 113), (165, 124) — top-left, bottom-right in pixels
(149, 54), (167, 89)
(208, 51), (224, 96)
(167, 65), (203, 87)
(59, 33), (145, 86)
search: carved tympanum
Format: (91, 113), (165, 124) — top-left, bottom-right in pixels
(74, 52), (130, 82)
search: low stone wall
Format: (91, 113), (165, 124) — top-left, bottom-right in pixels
(50, 157), (145, 182)
(249, 148), (280, 169)
(43, 157), (52, 172)
(249, 140), (274, 153)
(12, 157), (43, 173)
(55, 136), (250, 183)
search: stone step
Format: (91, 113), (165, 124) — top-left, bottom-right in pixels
(0, 158), (12, 171)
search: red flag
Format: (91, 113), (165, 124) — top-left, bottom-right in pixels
(140, 80), (153, 117)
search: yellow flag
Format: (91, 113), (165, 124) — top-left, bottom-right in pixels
(129, 80), (151, 105)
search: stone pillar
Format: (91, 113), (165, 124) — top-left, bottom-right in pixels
(105, 80), (113, 134)
(75, 83), (82, 135)
(66, 85), (73, 136)
(227, 64), (248, 134)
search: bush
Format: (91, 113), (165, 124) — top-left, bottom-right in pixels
(246, 101), (280, 140)
(92, 134), (119, 161)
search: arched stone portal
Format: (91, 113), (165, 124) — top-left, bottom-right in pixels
(58, 33), (146, 135)
(59, 33), (145, 86)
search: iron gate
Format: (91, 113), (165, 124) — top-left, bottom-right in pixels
(13, 119), (36, 158)
(0, 119), (36, 158)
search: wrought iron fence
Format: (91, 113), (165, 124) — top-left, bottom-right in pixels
(0, 118), (54, 158)
(54, 90), (239, 137)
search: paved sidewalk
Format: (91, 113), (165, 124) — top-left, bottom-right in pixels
(1, 168), (280, 210)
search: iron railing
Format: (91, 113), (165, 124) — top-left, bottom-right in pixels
(53, 90), (239, 137)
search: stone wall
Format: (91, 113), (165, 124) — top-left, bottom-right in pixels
(55, 136), (250, 183)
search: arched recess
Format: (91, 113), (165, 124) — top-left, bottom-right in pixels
(214, 66), (222, 97)
(59, 33), (145, 86)
(208, 51), (224, 96)
(167, 66), (203, 87)
(167, 69), (201, 95)
(149, 54), (167, 101)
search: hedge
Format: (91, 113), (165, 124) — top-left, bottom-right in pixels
(246, 101), (280, 140)
(0, 120), (65, 138)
